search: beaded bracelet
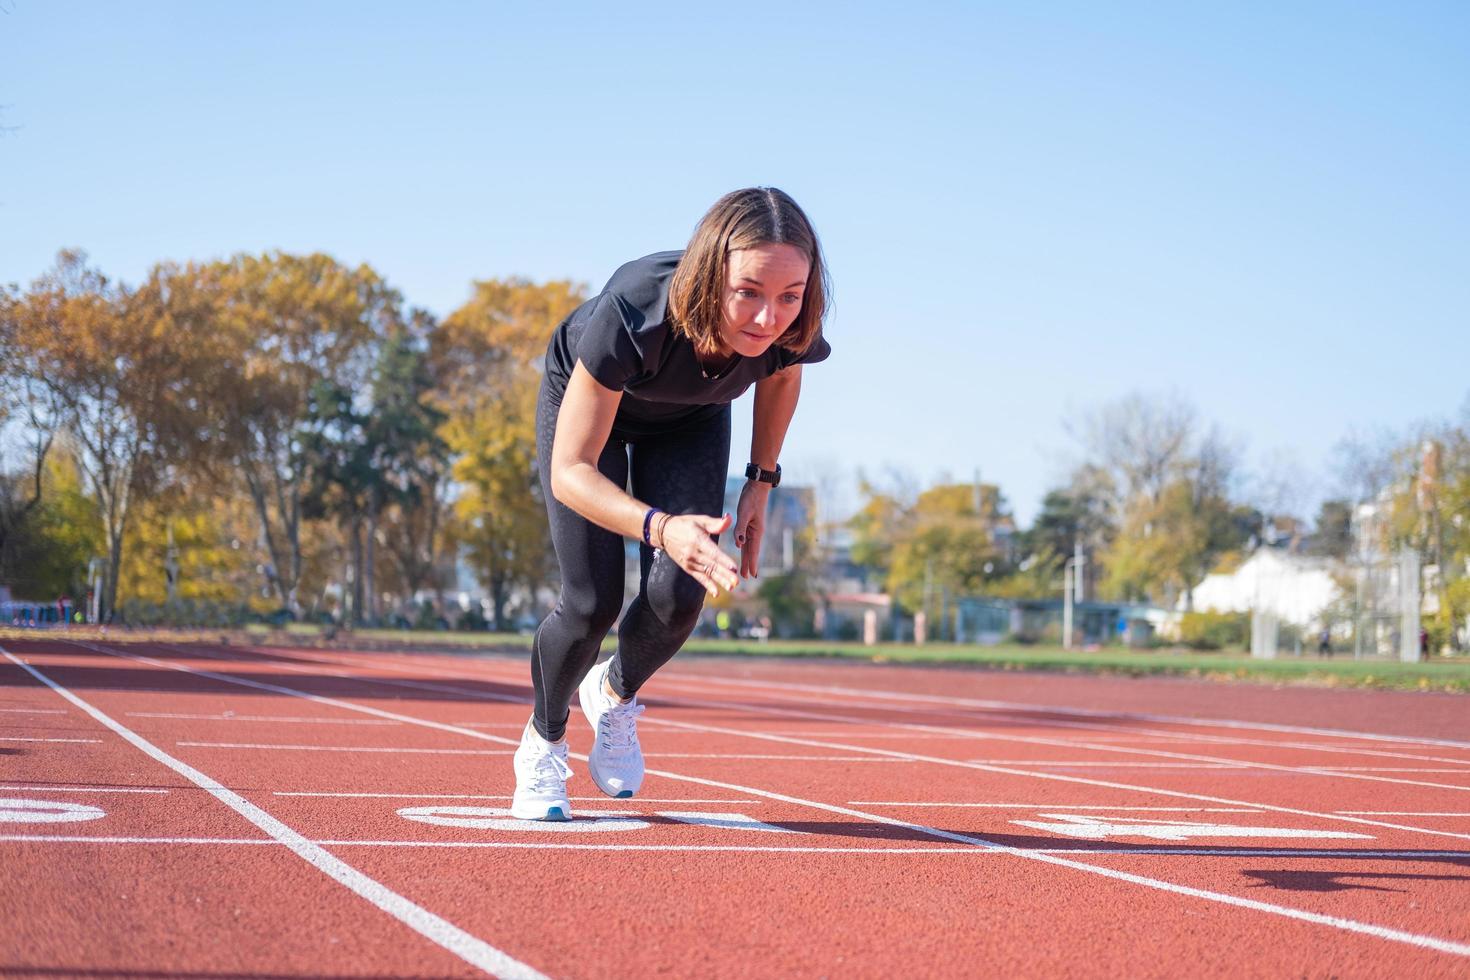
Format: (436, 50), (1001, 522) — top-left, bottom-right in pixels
(642, 507), (664, 547)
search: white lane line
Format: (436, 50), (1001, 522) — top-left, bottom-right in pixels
(127, 712), (401, 726)
(0, 736), (103, 743)
(649, 754), (907, 761)
(1307, 768), (1470, 775)
(4, 834), (1468, 860)
(237, 644), (1470, 843)
(174, 743), (908, 763)
(642, 709), (1470, 843)
(274, 792), (749, 803)
(303, 647), (1470, 776)
(0, 708), (67, 714)
(2, 835), (275, 845)
(646, 668), (1470, 751)
(639, 677), (1470, 793)
(962, 761), (1247, 769)
(637, 764), (1470, 958)
(178, 742), (513, 755)
(88, 642), (1470, 959)
(178, 743), (904, 763)
(1, 647), (548, 980)
(932, 715), (1470, 768)
(849, 804), (1267, 812)
(0, 785), (170, 794)
(1337, 811), (1470, 817)
(453, 722), (530, 729)
(477, 657), (1470, 766)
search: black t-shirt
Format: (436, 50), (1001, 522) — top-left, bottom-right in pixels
(544, 251), (831, 439)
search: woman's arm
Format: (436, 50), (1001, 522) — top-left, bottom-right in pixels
(551, 361), (740, 596)
(735, 364), (803, 579)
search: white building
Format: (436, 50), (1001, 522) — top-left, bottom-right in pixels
(1183, 549), (1342, 626)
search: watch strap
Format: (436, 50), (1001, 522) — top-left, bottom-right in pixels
(745, 462), (781, 486)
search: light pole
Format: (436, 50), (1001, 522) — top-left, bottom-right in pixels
(1063, 540), (1086, 650)
(1063, 557), (1078, 650)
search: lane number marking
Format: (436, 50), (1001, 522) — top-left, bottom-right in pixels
(1011, 813), (1374, 841)
(0, 798), (106, 824)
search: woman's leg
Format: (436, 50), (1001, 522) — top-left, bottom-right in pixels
(609, 406), (732, 698)
(530, 380), (629, 742)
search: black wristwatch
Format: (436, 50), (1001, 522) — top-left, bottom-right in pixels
(745, 462), (781, 487)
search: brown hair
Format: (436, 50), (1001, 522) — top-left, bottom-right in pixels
(667, 187), (829, 358)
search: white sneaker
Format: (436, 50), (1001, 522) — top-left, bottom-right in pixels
(579, 658), (646, 798)
(511, 719), (572, 821)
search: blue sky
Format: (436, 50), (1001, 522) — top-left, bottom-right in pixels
(3, 1), (1466, 523)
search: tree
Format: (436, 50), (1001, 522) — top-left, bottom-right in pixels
(849, 477), (1013, 632)
(0, 442), (102, 601)
(1, 252), (212, 619)
(116, 487), (264, 612)
(1307, 499), (1354, 559)
(1071, 391), (1197, 510)
(296, 380), (377, 625)
(431, 278), (584, 629)
(360, 325), (449, 621)
(0, 287), (65, 563)
(846, 471), (917, 586)
(1069, 393), (1244, 608)
(206, 253), (399, 615)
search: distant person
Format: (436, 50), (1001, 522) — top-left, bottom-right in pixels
(512, 187), (831, 821)
(1420, 626), (1430, 660)
(1317, 627), (1332, 658)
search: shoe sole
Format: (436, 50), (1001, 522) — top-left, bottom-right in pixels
(589, 768), (639, 799)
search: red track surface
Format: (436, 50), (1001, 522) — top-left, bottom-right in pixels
(2, 636), (1468, 978)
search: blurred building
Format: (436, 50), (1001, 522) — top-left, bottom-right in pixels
(1182, 548), (1341, 626)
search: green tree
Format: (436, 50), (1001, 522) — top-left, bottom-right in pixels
(848, 476), (1016, 627)
(296, 381), (378, 624)
(1, 252), (214, 618)
(360, 326), (449, 620)
(431, 278), (585, 629)
(846, 477), (911, 586)
(206, 252), (399, 614)
(1307, 499), (1354, 559)
(1, 445), (103, 601)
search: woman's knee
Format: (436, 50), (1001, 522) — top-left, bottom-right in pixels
(646, 561), (708, 627)
(555, 583), (624, 638)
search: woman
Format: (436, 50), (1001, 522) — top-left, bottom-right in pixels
(512, 187), (831, 820)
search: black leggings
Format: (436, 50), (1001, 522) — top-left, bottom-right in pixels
(531, 379), (731, 742)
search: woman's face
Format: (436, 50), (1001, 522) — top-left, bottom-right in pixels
(718, 243), (810, 358)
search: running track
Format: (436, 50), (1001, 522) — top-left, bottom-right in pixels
(2, 637), (1468, 978)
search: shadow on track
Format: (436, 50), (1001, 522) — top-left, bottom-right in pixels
(0, 657), (531, 706)
(654, 819), (1470, 869)
(1242, 867), (1470, 893)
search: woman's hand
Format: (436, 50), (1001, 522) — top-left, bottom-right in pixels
(658, 513), (739, 596)
(734, 480), (770, 578)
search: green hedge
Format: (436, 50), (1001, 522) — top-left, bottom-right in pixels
(1179, 610), (1249, 650)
